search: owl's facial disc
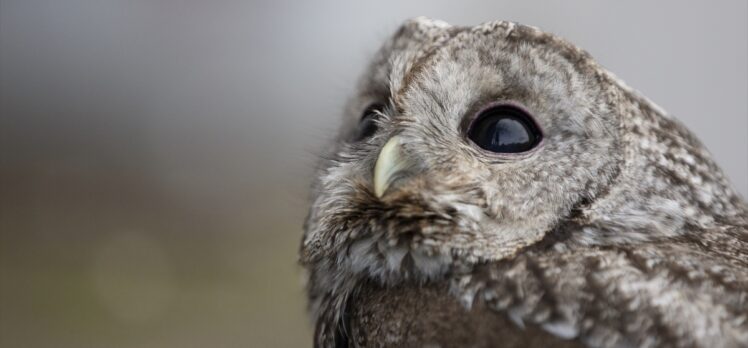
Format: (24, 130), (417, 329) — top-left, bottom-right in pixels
(301, 18), (627, 284)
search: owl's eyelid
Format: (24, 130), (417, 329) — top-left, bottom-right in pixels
(360, 102), (388, 118)
(360, 103), (392, 128)
(464, 100), (543, 135)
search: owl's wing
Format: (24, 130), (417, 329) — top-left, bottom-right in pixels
(346, 281), (584, 348)
(456, 226), (748, 347)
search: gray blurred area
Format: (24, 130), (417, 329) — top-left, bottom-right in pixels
(0, 1), (745, 347)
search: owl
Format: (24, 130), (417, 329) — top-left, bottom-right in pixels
(300, 18), (748, 348)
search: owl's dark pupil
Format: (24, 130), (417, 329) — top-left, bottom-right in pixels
(354, 103), (384, 141)
(467, 105), (542, 153)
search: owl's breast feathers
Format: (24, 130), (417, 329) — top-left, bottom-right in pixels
(319, 225), (748, 347)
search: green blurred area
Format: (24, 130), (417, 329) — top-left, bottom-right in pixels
(0, 166), (312, 347)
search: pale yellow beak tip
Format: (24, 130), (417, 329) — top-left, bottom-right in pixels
(373, 136), (406, 198)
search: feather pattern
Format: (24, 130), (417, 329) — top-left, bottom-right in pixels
(300, 17), (748, 347)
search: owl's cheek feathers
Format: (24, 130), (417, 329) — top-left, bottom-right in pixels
(302, 184), (555, 284)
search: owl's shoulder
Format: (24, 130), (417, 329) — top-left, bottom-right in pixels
(454, 225), (748, 347)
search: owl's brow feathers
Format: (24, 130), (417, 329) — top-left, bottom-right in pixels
(390, 21), (601, 111)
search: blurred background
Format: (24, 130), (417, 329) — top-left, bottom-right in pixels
(0, 1), (745, 347)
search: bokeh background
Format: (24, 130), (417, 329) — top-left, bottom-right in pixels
(1, 1), (746, 347)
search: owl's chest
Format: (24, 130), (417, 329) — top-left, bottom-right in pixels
(326, 280), (580, 348)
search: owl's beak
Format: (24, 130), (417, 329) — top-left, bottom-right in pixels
(373, 136), (410, 198)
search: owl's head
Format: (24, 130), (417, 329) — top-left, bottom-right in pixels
(301, 18), (744, 285)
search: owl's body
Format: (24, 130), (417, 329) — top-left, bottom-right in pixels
(301, 18), (748, 347)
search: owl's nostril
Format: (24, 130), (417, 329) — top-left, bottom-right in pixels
(373, 136), (412, 198)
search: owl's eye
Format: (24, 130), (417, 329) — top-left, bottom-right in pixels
(467, 104), (543, 154)
(354, 103), (384, 141)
